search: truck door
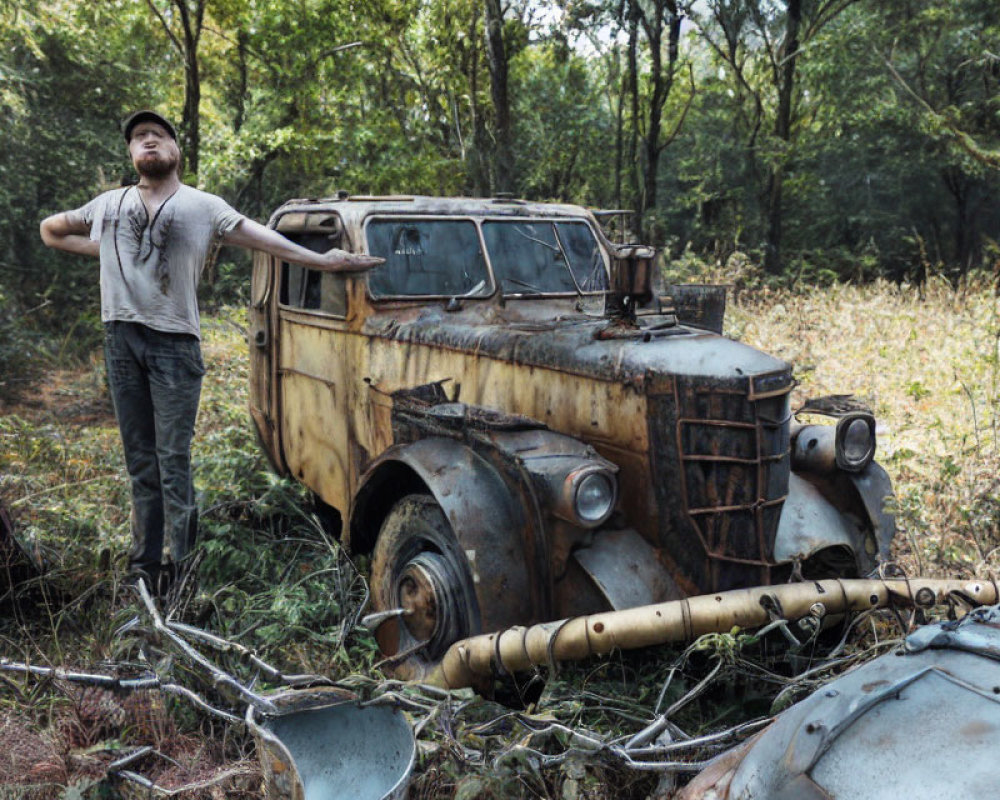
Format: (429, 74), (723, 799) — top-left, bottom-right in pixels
(249, 249), (283, 472)
(272, 213), (354, 517)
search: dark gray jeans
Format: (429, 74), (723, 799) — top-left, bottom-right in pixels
(104, 321), (204, 576)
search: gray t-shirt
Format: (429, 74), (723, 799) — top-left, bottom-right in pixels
(75, 185), (244, 339)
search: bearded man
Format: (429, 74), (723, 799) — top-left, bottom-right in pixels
(39, 110), (382, 592)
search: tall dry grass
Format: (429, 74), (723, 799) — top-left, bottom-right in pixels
(728, 277), (1000, 579)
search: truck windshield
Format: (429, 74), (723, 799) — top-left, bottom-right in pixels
(367, 219), (490, 297)
(482, 220), (608, 295)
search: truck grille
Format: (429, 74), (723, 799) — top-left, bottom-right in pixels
(653, 370), (793, 591)
(673, 370), (792, 585)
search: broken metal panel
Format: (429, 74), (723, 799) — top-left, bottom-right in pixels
(249, 251), (283, 473)
(571, 528), (683, 609)
(722, 609), (1000, 800)
(278, 314), (352, 508)
(251, 689), (415, 800)
(848, 462), (896, 562)
(665, 284), (728, 334)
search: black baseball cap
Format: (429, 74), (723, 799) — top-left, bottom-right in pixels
(122, 110), (177, 142)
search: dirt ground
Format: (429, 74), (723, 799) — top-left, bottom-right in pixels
(0, 364), (115, 427)
(0, 366), (265, 799)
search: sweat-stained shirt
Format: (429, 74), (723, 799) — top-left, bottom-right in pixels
(73, 185), (244, 339)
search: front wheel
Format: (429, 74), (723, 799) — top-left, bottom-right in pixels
(369, 494), (481, 681)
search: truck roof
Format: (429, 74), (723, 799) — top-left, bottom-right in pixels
(268, 195), (599, 231)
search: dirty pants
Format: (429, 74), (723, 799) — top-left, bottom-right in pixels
(104, 321), (204, 577)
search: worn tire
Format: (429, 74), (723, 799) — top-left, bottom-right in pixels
(370, 494), (481, 681)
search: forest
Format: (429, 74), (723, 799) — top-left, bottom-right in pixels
(2, 0), (999, 373)
(1, 1), (1000, 798)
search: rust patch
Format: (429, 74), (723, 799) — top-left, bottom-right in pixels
(960, 720), (995, 738)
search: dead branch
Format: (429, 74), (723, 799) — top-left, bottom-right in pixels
(133, 580), (278, 714)
(114, 764), (256, 797)
(165, 619), (331, 687)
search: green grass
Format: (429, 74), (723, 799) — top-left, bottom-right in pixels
(1, 280), (998, 798)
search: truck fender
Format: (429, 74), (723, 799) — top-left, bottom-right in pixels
(774, 472), (875, 574)
(349, 438), (536, 631)
(570, 528), (684, 610)
(848, 461), (896, 562)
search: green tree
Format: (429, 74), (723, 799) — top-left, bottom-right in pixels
(511, 39), (616, 203)
(0, 1), (165, 338)
(686, 0), (861, 274)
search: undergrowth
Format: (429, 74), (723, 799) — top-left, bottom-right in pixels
(0, 277), (998, 797)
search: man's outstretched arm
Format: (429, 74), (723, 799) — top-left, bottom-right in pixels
(39, 212), (99, 258)
(224, 217), (384, 272)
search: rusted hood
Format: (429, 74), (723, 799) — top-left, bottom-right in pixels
(363, 304), (789, 388)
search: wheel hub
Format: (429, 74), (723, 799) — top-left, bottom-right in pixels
(396, 551), (469, 659)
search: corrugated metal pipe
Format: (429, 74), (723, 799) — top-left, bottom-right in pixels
(422, 578), (999, 690)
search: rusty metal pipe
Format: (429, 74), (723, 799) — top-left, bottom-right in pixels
(422, 578), (1000, 690)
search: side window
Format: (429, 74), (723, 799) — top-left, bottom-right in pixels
(278, 232), (347, 316)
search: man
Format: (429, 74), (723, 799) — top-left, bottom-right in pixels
(39, 110), (382, 592)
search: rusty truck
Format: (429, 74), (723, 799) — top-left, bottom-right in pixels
(248, 194), (896, 680)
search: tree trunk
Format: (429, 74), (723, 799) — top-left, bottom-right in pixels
(149, 0), (203, 179)
(626, 5), (640, 235)
(234, 30), (248, 134)
(942, 167), (978, 280)
(763, 0), (801, 275)
(466, 6), (490, 195)
(484, 0), (513, 194)
(613, 48), (624, 211)
(183, 46), (201, 177)
(640, 3), (681, 243)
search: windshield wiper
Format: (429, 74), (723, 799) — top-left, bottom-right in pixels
(501, 277), (544, 294)
(513, 228), (561, 252)
(460, 279), (487, 297)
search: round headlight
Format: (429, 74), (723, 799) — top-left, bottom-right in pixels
(836, 414), (876, 471)
(575, 471), (615, 524)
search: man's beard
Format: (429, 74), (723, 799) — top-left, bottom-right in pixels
(135, 151), (179, 179)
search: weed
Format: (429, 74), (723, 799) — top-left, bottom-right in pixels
(2, 285), (999, 797)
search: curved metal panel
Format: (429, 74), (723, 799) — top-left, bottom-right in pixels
(571, 528), (683, 609)
(848, 462), (896, 562)
(773, 473), (868, 567)
(350, 438), (537, 631)
(250, 689), (415, 800)
(724, 610), (1000, 800)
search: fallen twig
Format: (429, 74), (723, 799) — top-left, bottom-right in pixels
(166, 619), (330, 687)
(114, 764), (257, 797)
